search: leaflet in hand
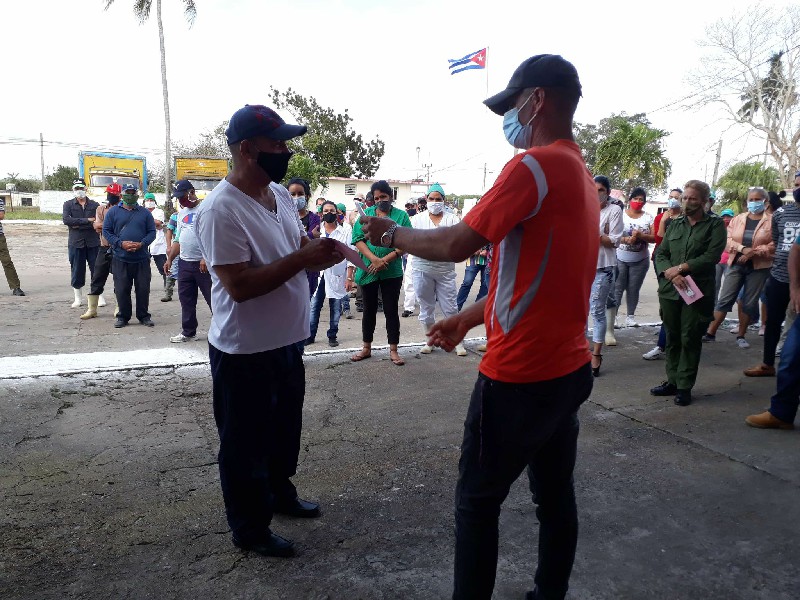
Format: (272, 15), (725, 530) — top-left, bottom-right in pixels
(675, 275), (704, 305)
(332, 239), (368, 271)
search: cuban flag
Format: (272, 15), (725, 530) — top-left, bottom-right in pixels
(448, 48), (487, 75)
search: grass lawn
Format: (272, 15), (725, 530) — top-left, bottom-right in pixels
(2, 207), (62, 221)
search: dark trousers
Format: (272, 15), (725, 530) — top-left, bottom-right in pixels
(361, 276), (402, 344)
(68, 245), (99, 289)
(112, 258), (151, 322)
(152, 254), (167, 286)
(763, 276), (791, 367)
(89, 248), (113, 296)
(769, 316), (800, 423)
(453, 364), (593, 600)
(660, 296), (713, 390)
(457, 264), (489, 311)
(178, 259), (212, 337)
(0, 235), (21, 290)
(306, 270), (319, 299)
(209, 342), (305, 542)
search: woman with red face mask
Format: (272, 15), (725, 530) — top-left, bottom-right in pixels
(611, 186), (656, 328)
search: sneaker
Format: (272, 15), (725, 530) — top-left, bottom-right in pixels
(728, 324), (739, 334)
(419, 344), (433, 354)
(328, 339), (339, 347)
(455, 343), (467, 356)
(401, 310), (414, 318)
(12, 288), (25, 296)
(170, 333), (195, 343)
(736, 336), (750, 349)
(642, 346), (664, 360)
(745, 411), (794, 430)
(748, 322), (761, 332)
(701, 333), (716, 343)
(625, 315), (638, 327)
(342, 310), (353, 320)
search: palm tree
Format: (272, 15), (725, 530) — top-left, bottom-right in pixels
(104, 0), (197, 211)
(594, 120), (671, 194)
(716, 162), (781, 212)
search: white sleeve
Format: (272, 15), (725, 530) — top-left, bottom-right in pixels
(196, 208), (251, 267)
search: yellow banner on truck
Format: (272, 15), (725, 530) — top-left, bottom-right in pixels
(174, 156), (229, 200)
(79, 152), (146, 202)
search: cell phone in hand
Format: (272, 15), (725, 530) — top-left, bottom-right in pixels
(355, 201), (366, 217)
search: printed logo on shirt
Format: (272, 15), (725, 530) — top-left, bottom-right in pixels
(182, 213), (195, 225)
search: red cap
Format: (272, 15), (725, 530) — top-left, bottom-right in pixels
(105, 183), (122, 195)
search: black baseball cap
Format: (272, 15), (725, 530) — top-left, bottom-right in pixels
(225, 105), (308, 145)
(484, 54), (582, 116)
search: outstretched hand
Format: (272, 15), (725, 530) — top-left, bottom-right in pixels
(300, 238), (343, 271)
(360, 216), (395, 246)
(427, 315), (470, 353)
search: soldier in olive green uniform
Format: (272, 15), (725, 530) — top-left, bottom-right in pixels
(652, 180), (727, 406)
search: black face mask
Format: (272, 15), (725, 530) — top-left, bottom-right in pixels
(107, 194), (120, 205)
(377, 200), (392, 213)
(321, 212), (338, 224)
(256, 151), (293, 183)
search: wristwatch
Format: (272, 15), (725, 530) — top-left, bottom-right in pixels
(380, 223), (398, 248)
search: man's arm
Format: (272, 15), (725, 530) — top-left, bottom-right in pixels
(102, 210), (121, 248)
(601, 206), (624, 248)
(427, 297), (487, 352)
(93, 206), (105, 233)
(685, 218), (727, 276)
(789, 241), (800, 314)
(0, 210), (5, 222)
(212, 239), (341, 303)
(140, 212), (156, 247)
(366, 220), (489, 263)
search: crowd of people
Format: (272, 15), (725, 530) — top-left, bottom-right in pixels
(1, 52), (797, 600)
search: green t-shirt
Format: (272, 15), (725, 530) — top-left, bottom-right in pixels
(351, 205), (412, 286)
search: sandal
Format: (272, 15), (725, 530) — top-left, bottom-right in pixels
(389, 351), (405, 366)
(591, 353), (603, 377)
(350, 347), (372, 362)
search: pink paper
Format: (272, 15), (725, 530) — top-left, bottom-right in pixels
(675, 275), (704, 305)
(332, 239), (368, 271)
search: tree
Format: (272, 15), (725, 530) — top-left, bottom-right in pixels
(45, 165), (80, 191)
(588, 117), (671, 194)
(715, 161), (781, 212)
(285, 154), (327, 194)
(104, 0), (198, 211)
(269, 87), (385, 178)
(574, 112), (653, 174)
(691, 6), (800, 188)
(173, 121), (231, 159)
(1, 173), (41, 193)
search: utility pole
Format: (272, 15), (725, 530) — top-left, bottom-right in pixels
(483, 163), (487, 191)
(40, 133), (45, 190)
(711, 139), (722, 187)
(423, 163), (432, 184)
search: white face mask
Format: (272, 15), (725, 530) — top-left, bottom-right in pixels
(75, 190), (87, 199)
(428, 202), (444, 215)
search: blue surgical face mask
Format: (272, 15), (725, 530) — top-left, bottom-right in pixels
(747, 200), (765, 214)
(668, 198), (681, 209)
(502, 93), (535, 149)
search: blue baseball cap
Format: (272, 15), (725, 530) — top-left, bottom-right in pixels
(225, 105), (308, 145)
(171, 179), (194, 198)
(122, 184), (137, 193)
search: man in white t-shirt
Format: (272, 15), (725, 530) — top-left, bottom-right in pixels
(410, 184), (467, 356)
(165, 180), (212, 343)
(195, 104), (342, 559)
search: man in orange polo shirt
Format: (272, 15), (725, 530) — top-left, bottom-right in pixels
(361, 54), (597, 600)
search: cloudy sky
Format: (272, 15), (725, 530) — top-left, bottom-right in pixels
(1, 0), (792, 197)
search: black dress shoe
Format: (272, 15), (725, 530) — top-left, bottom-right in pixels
(674, 389), (692, 406)
(401, 310), (413, 318)
(650, 381), (678, 396)
(274, 497), (321, 518)
(139, 317), (155, 327)
(328, 339), (339, 347)
(232, 532), (295, 558)
(114, 317), (127, 328)
(12, 288), (25, 296)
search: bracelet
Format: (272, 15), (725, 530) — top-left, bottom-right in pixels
(347, 277), (354, 282)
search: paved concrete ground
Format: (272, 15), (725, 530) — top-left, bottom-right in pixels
(1, 223), (798, 599)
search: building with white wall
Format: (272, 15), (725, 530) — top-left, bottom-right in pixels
(312, 177), (435, 210)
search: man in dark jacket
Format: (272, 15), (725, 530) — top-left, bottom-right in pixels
(102, 184), (156, 328)
(62, 178), (100, 307)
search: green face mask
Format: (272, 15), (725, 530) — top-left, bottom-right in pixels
(122, 194), (138, 205)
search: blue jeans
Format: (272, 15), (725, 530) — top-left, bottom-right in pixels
(309, 277), (342, 342)
(589, 267), (614, 343)
(769, 316), (800, 423)
(457, 264), (488, 311)
(68, 245), (99, 289)
(453, 365), (593, 600)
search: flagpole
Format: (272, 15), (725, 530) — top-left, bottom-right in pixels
(485, 45), (489, 97)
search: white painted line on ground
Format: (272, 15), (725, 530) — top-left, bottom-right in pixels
(0, 337), (489, 380)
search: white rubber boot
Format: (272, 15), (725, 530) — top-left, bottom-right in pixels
(97, 294), (107, 307)
(420, 322), (434, 354)
(604, 307), (618, 346)
(80, 295), (99, 320)
(71, 287), (83, 308)
(455, 343), (467, 357)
